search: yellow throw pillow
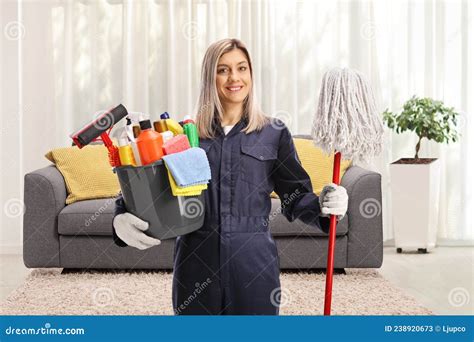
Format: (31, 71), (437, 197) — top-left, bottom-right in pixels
(45, 145), (121, 204)
(271, 138), (352, 198)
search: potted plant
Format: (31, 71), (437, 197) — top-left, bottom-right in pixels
(383, 96), (460, 253)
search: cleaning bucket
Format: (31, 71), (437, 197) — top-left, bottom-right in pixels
(114, 160), (205, 240)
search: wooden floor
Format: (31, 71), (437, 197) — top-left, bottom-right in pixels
(1, 246), (472, 315)
(378, 246), (473, 315)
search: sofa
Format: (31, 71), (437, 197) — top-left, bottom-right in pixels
(23, 136), (383, 270)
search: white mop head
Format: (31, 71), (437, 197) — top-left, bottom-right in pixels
(311, 68), (384, 163)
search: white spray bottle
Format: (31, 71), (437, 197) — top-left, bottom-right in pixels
(125, 112), (145, 166)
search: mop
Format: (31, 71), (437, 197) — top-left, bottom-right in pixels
(311, 68), (384, 315)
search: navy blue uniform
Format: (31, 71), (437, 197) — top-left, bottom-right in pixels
(113, 117), (330, 315)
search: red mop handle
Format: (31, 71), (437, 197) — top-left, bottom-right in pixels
(324, 151), (341, 315)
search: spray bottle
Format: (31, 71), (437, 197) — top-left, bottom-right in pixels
(183, 115), (199, 147)
(117, 130), (137, 166)
(126, 112), (143, 141)
(112, 127), (137, 166)
(125, 112), (144, 166)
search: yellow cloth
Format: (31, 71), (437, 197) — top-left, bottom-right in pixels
(166, 169), (207, 196)
(45, 145), (121, 204)
(271, 138), (352, 198)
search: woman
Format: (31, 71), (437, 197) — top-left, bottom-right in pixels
(113, 38), (348, 315)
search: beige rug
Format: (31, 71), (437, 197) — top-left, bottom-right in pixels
(0, 269), (432, 315)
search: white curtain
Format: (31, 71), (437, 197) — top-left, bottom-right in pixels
(371, 0), (473, 243)
(1, 0), (472, 252)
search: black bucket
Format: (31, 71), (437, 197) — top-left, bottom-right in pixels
(113, 160), (205, 240)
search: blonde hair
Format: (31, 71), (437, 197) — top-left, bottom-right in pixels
(195, 38), (269, 139)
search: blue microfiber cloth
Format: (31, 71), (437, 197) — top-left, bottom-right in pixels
(161, 147), (211, 187)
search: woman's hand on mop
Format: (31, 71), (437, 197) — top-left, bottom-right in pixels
(319, 183), (348, 220)
(113, 212), (161, 250)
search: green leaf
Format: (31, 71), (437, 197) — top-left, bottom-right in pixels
(383, 96), (460, 148)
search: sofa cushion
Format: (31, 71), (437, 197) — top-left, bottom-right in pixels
(271, 135), (352, 198)
(292, 137), (352, 194)
(45, 145), (121, 204)
(58, 198), (117, 236)
(268, 198), (348, 237)
(58, 198), (348, 238)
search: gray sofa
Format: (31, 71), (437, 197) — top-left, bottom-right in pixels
(23, 138), (383, 270)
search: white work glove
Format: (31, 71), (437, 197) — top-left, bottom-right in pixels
(113, 212), (161, 250)
(319, 183), (348, 220)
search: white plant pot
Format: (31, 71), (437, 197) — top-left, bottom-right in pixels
(390, 159), (441, 253)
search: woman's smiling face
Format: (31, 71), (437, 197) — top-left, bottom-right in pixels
(216, 48), (252, 106)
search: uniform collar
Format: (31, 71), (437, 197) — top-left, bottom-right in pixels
(212, 115), (248, 138)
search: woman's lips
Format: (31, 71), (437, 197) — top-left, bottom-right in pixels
(225, 85), (243, 92)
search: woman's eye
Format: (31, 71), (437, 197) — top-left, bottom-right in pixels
(218, 68), (228, 74)
(239, 66), (247, 71)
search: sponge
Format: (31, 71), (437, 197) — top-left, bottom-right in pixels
(162, 134), (191, 155)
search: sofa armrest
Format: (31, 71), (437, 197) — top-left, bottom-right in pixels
(341, 166), (383, 268)
(23, 165), (67, 267)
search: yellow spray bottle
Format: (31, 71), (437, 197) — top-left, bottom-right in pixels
(117, 132), (137, 166)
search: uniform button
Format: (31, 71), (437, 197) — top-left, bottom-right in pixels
(224, 137), (228, 141)
(259, 156), (264, 160)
